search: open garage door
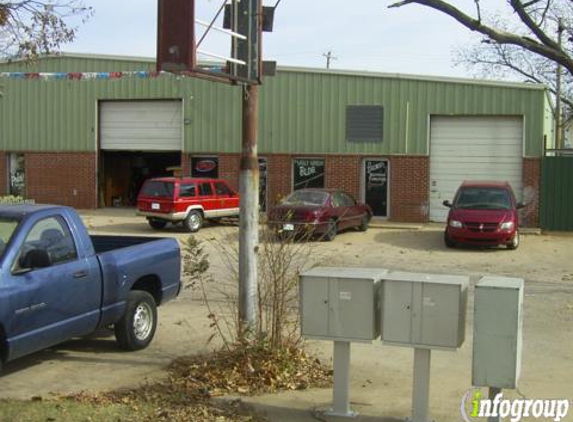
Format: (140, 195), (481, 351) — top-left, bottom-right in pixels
(429, 116), (523, 223)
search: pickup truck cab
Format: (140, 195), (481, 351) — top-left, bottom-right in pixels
(0, 205), (181, 371)
(443, 181), (525, 250)
(136, 177), (240, 232)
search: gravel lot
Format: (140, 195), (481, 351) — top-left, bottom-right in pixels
(1, 209), (572, 421)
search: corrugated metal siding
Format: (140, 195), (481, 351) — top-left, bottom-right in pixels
(0, 55), (546, 155)
(540, 156), (573, 231)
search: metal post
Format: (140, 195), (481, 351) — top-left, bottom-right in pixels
(556, 19), (564, 150)
(488, 387), (502, 422)
(411, 348), (431, 422)
(238, 83), (259, 337)
(325, 341), (357, 418)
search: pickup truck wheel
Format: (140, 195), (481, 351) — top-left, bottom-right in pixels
(148, 218), (167, 230)
(507, 231), (520, 250)
(115, 291), (157, 351)
(184, 211), (203, 232)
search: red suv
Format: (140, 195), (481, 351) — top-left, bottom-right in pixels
(136, 177), (239, 232)
(443, 181), (525, 250)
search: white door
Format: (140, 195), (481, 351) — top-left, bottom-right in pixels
(100, 101), (182, 151)
(429, 116), (523, 222)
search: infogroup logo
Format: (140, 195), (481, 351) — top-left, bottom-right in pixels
(461, 389), (570, 422)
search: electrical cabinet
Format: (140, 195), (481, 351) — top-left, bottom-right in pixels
(300, 267), (387, 342)
(472, 276), (524, 389)
(380, 272), (469, 350)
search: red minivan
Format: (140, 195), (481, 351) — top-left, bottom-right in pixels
(136, 177), (239, 232)
(443, 181), (525, 250)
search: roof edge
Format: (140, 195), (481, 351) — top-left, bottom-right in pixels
(1, 52), (546, 91)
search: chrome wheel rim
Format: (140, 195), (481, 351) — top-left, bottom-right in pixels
(188, 214), (201, 230)
(133, 302), (153, 341)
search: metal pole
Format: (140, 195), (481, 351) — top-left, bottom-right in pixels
(556, 19), (564, 150)
(411, 348), (431, 422)
(325, 341), (357, 418)
(488, 387), (502, 422)
(238, 83), (259, 337)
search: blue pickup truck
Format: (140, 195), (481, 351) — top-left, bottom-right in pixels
(0, 204), (181, 370)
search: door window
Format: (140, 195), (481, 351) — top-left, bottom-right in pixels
(15, 216), (78, 271)
(199, 182), (214, 197)
(364, 160), (388, 217)
(179, 183), (197, 198)
(214, 182), (232, 196)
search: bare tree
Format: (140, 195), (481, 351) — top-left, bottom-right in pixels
(388, 0), (573, 144)
(388, 0), (573, 77)
(0, 1), (93, 59)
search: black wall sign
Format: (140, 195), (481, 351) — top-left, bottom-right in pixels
(191, 156), (219, 178)
(293, 159), (325, 190)
(364, 159), (388, 217)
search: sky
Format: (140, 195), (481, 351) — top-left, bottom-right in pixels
(65, 0), (508, 79)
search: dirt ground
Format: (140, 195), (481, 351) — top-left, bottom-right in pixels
(1, 209), (572, 421)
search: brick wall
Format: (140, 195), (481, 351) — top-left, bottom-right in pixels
(325, 155), (361, 200)
(26, 152), (97, 209)
(522, 157), (541, 228)
(219, 154), (240, 191)
(0, 152), (6, 196)
(389, 156), (429, 223)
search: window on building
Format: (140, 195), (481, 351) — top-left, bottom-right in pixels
(8, 153), (25, 197)
(346, 105), (384, 143)
(293, 158), (325, 190)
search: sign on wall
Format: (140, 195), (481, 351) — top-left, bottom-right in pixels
(191, 156), (219, 178)
(364, 159), (388, 217)
(293, 158), (325, 190)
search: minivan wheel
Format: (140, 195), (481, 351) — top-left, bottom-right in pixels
(184, 210), (203, 232)
(507, 231), (520, 250)
(148, 218), (167, 230)
(444, 231), (456, 248)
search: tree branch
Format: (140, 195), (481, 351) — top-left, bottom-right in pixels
(388, 0), (573, 77)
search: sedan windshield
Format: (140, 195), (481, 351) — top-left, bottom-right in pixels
(455, 187), (512, 211)
(0, 218), (19, 258)
(283, 190), (329, 206)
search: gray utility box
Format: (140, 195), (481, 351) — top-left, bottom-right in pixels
(380, 271), (469, 350)
(473, 276), (524, 389)
(300, 267), (387, 343)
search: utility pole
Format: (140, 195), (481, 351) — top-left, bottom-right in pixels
(323, 50), (338, 69)
(556, 19), (564, 150)
(239, 82), (259, 337)
(238, 0), (261, 337)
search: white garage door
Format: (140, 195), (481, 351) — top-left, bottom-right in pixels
(429, 116), (523, 223)
(100, 101), (182, 151)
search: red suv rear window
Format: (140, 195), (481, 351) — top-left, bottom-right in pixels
(140, 181), (175, 198)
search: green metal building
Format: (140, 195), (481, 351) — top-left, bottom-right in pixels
(0, 53), (552, 225)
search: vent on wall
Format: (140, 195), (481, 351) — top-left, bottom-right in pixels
(346, 106), (384, 143)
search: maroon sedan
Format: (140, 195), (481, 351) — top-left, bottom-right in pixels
(267, 189), (372, 241)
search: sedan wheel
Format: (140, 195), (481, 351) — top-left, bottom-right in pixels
(444, 231), (456, 248)
(358, 214), (370, 232)
(323, 220), (337, 242)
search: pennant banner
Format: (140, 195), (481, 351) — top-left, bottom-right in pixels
(0, 67), (228, 81)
